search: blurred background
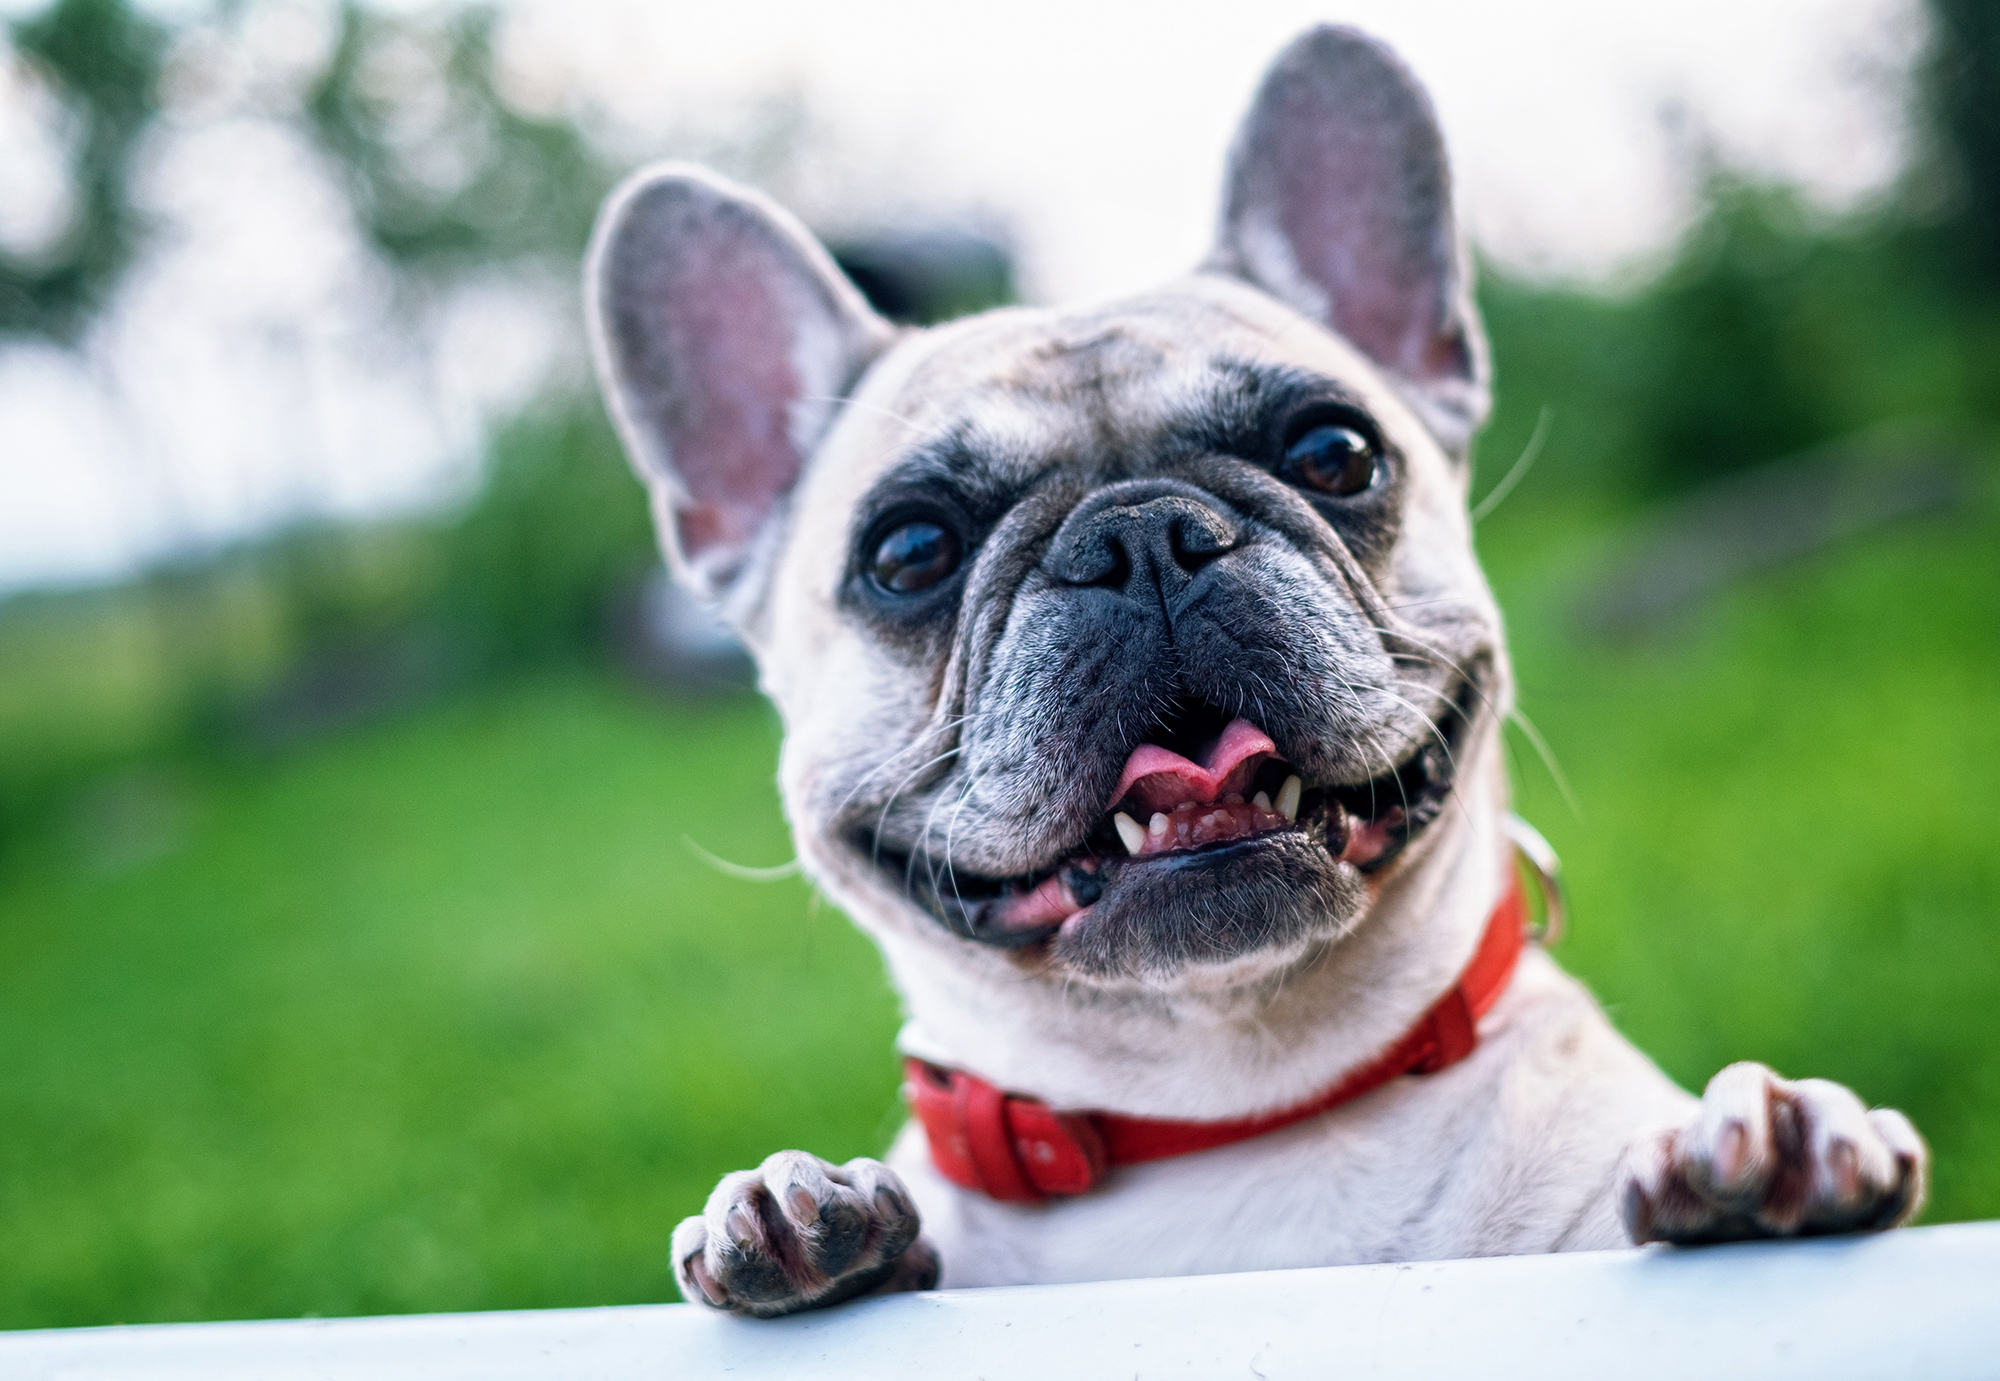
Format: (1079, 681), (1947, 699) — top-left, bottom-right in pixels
(1, 0), (1996, 1330)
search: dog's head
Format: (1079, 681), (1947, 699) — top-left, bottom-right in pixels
(589, 27), (1507, 992)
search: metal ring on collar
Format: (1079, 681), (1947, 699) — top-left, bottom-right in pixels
(1504, 813), (1566, 947)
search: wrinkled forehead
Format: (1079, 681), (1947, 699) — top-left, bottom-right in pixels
(812, 277), (1419, 508)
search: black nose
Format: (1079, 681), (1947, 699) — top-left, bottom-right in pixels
(1046, 481), (1240, 602)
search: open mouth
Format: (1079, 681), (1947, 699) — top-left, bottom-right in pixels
(869, 685), (1472, 951)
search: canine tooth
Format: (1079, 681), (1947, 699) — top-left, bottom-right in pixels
(1276, 775), (1302, 822)
(1114, 812), (1147, 855)
(1149, 812), (1169, 837)
(1253, 791), (1272, 813)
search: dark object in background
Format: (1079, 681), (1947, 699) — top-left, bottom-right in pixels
(613, 571), (757, 694)
(1918, 0), (2000, 290)
(1574, 428), (1974, 639)
(831, 226), (1015, 325)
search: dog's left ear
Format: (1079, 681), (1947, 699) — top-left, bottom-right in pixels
(1208, 26), (1489, 453)
(586, 164), (896, 616)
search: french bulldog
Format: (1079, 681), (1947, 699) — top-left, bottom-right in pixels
(585, 25), (1927, 1318)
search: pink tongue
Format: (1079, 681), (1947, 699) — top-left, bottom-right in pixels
(1109, 718), (1279, 815)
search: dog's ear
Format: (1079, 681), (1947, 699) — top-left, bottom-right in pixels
(1208, 26), (1489, 451)
(587, 165), (895, 610)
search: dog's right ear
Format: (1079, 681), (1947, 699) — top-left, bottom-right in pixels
(586, 165), (895, 613)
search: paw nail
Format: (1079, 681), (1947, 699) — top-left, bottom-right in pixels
(725, 1206), (756, 1247)
(687, 1254), (727, 1307)
(788, 1187), (820, 1224)
(1713, 1121), (1748, 1184)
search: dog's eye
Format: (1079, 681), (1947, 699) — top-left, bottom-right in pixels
(1280, 415), (1380, 497)
(869, 520), (963, 594)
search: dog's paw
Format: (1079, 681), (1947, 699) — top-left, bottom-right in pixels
(671, 1151), (937, 1318)
(1616, 1062), (1927, 1245)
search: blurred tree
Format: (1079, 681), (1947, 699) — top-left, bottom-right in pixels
(1916, 0), (2000, 290)
(1623, 176), (1838, 489)
(0, 0), (166, 338)
(304, 3), (615, 278)
(437, 405), (655, 671)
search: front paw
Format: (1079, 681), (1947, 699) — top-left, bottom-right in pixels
(1617, 1062), (1927, 1245)
(672, 1151), (938, 1318)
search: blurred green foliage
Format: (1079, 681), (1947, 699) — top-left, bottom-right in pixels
(1916, 0), (2000, 287)
(305, 3), (615, 273)
(434, 406), (657, 670)
(2, 0), (1999, 1334)
(0, 403), (655, 862)
(1478, 172), (2000, 497)
(0, 0), (167, 335)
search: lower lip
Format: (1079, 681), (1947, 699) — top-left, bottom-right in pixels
(992, 804), (1402, 943)
(1050, 828), (1297, 935)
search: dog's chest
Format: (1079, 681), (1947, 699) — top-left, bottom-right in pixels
(887, 957), (1691, 1285)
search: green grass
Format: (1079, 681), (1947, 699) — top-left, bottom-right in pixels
(0, 486), (1996, 1330)
(0, 678), (899, 1327)
(1485, 481), (2000, 1227)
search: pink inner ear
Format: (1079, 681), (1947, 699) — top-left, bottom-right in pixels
(1227, 31), (1470, 389)
(652, 234), (805, 563)
(1272, 115), (1448, 381)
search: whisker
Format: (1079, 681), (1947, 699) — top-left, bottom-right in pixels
(833, 714), (973, 823)
(1362, 628), (1498, 712)
(1507, 705), (1582, 820)
(1372, 685), (1458, 778)
(1370, 688), (1483, 839)
(681, 837), (801, 882)
(802, 393), (930, 438)
(1469, 404), (1552, 524)
(872, 743), (965, 872)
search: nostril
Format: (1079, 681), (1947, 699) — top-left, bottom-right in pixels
(1168, 515), (1231, 573)
(1084, 536), (1131, 589)
(1099, 539), (1133, 588)
(1058, 530), (1131, 587)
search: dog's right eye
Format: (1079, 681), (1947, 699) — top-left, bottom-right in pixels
(869, 519), (963, 594)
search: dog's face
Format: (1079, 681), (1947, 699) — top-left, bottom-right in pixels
(589, 28), (1507, 992)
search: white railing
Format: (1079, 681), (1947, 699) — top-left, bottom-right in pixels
(4, 1221), (1996, 1380)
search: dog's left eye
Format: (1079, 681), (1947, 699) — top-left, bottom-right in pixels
(1280, 415), (1380, 497)
(869, 519), (963, 594)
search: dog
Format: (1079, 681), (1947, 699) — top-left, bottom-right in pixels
(585, 26), (1928, 1318)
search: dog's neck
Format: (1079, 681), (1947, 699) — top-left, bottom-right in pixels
(859, 733), (1513, 1121)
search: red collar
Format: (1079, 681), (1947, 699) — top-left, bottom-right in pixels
(904, 873), (1528, 1203)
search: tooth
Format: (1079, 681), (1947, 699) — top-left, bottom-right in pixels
(1149, 812), (1169, 837)
(1276, 775), (1302, 822)
(1114, 812), (1147, 855)
(1252, 791), (1272, 813)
